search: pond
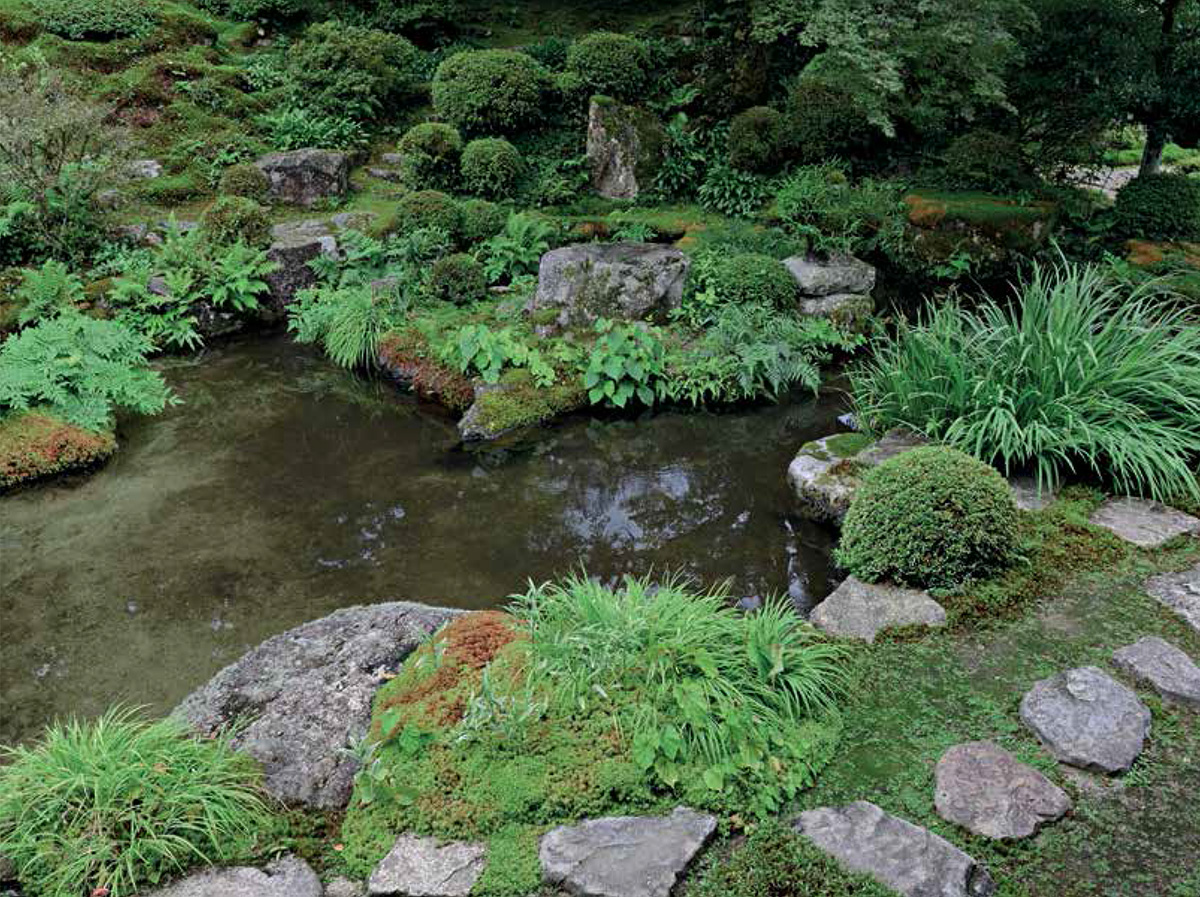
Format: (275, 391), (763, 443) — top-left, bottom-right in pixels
(0, 335), (847, 745)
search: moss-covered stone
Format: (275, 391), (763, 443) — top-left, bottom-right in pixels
(459, 369), (586, 441)
(0, 412), (117, 490)
(586, 95), (665, 200)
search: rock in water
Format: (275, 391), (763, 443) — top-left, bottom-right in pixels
(1019, 666), (1151, 773)
(1112, 636), (1200, 709)
(1088, 497), (1200, 548)
(1145, 564), (1200, 634)
(257, 149), (350, 207)
(794, 801), (995, 897)
(783, 253), (876, 331)
(934, 741), (1071, 839)
(140, 855), (322, 897)
(176, 602), (458, 809)
(367, 834), (487, 897)
(787, 430), (926, 525)
(539, 807), (717, 897)
(809, 576), (946, 643)
(586, 97), (665, 200)
(528, 242), (689, 333)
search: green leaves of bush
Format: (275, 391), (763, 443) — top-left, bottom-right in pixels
(564, 31), (649, 101)
(33, 0), (156, 40)
(583, 320), (665, 408)
(1113, 173), (1200, 241)
(432, 49), (551, 135)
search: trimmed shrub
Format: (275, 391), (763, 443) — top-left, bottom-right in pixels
(431, 49), (550, 135)
(428, 252), (488, 305)
(286, 22), (423, 121)
(34, 0), (156, 40)
(941, 129), (1034, 193)
(459, 198), (506, 245)
(394, 189), (461, 239)
(217, 163), (270, 201)
(836, 445), (1020, 591)
(200, 196), (271, 247)
(460, 137), (522, 199)
(709, 253), (798, 308)
(1113, 173), (1200, 241)
(728, 106), (785, 173)
(396, 122), (462, 188)
(785, 80), (872, 164)
(564, 31), (649, 101)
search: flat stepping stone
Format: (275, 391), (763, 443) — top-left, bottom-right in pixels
(1112, 636), (1200, 709)
(539, 807), (716, 897)
(141, 856), (321, 897)
(1145, 564), (1200, 633)
(934, 741), (1071, 839)
(368, 834), (486, 897)
(1019, 666), (1151, 773)
(794, 801), (996, 897)
(1008, 477), (1057, 512)
(1089, 497), (1200, 548)
(810, 576), (946, 643)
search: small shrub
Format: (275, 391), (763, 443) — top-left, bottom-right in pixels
(460, 138), (522, 200)
(0, 708), (266, 897)
(708, 253), (797, 308)
(728, 106), (784, 173)
(259, 106), (368, 152)
(35, 0), (156, 40)
(1113, 173), (1200, 241)
(396, 122), (462, 188)
(698, 165), (774, 218)
(836, 446), (1020, 591)
(200, 196), (270, 248)
(564, 31), (649, 101)
(432, 49), (551, 135)
(785, 80), (872, 164)
(218, 163), (270, 201)
(428, 253), (488, 305)
(459, 199), (506, 245)
(394, 190), (461, 241)
(941, 129), (1034, 193)
(775, 164), (908, 256)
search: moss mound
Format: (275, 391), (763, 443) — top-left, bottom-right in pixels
(0, 411), (116, 489)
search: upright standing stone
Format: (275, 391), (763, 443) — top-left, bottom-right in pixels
(367, 834), (487, 897)
(1145, 564), (1200, 634)
(1089, 498), (1200, 548)
(586, 97), (665, 200)
(1112, 637), (1200, 709)
(1019, 667), (1151, 773)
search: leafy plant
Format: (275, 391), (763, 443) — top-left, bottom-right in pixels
(698, 164), (773, 218)
(775, 165), (908, 256)
(1113, 173), (1200, 241)
(0, 707), (266, 897)
(14, 261), (83, 326)
(258, 107), (368, 153)
(583, 320), (666, 408)
(432, 49), (551, 136)
(651, 113), (708, 199)
(437, 323), (555, 387)
(851, 259), (1200, 501)
(396, 122), (463, 189)
(207, 243), (277, 313)
(480, 213), (553, 284)
(33, 0), (156, 40)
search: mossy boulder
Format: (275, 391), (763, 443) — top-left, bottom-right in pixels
(458, 369), (586, 442)
(0, 412), (117, 490)
(586, 96), (665, 201)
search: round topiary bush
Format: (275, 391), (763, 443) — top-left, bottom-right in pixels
(431, 49), (551, 135)
(941, 129), (1034, 193)
(200, 196), (271, 247)
(459, 199), (506, 245)
(428, 252), (488, 305)
(217, 163), (270, 202)
(835, 445), (1020, 591)
(710, 253), (798, 308)
(785, 80), (872, 164)
(728, 106), (785, 173)
(564, 31), (649, 101)
(396, 122), (463, 189)
(1113, 172), (1200, 241)
(460, 138), (523, 199)
(394, 189), (462, 240)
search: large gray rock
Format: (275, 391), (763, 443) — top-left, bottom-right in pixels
(1089, 497), (1200, 548)
(324, 877), (365, 897)
(784, 253), (877, 297)
(787, 430), (926, 525)
(176, 602), (457, 809)
(529, 242), (689, 333)
(539, 807), (717, 897)
(934, 741), (1071, 840)
(798, 293), (874, 331)
(794, 801), (996, 897)
(809, 576), (946, 643)
(265, 222), (339, 314)
(1112, 636), (1200, 709)
(1145, 564), (1200, 633)
(367, 834), (487, 897)
(586, 97), (665, 201)
(1019, 666), (1151, 774)
(257, 149), (350, 207)
(140, 856), (321, 897)
(128, 159), (164, 180)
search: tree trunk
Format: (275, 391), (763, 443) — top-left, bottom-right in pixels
(1139, 121), (1168, 176)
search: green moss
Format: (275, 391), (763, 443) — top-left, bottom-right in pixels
(822, 432), (872, 460)
(0, 411), (117, 490)
(472, 369), (586, 433)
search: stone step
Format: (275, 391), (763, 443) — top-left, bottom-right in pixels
(1089, 497), (1200, 549)
(1112, 636), (1200, 709)
(1145, 564), (1200, 633)
(809, 576), (946, 643)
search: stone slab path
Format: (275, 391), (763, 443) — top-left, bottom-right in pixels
(1113, 636), (1200, 709)
(1090, 498), (1200, 549)
(810, 576), (946, 643)
(1145, 564), (1200, 633)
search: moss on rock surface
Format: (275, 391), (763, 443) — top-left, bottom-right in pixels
(0, 411), (116, 490)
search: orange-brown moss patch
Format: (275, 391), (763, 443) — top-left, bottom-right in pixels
(379, 331), (475, 411)
(1127, 239), (1200, 268)
(0, 412), (117, 490)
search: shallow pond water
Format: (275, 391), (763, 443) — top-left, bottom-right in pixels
(1, 335), (847, 745)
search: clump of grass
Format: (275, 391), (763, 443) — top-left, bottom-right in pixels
(0, 707), (268, 897)
(851, 259), (1200, 501)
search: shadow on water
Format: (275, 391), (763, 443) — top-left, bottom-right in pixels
(1, 335), (847, 744)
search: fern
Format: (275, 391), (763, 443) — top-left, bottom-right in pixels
(15, 261), (84, 326)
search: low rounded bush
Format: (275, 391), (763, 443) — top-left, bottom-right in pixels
(432, 49), (551, 135)
(1113, 172), (1200, 241)
(460, 138), (522, 199)
(459, 198), (506, 245)
(396, 122), (462, 188)
(709, 253), (798, 308)
(0, 708), (266, 897)
(394, 189), (461, 240)
(428, 252), (488, 305)
(217, 163), (270, 201)
(728, 106), (785, 173)
(564, 31), (649, 100)
(835, 445), (1020, 591)
(785, 80), (872, 164)
(941, 129), (1033, 193)
(200, 196), (271, 247)
(35, 0), (156, 40)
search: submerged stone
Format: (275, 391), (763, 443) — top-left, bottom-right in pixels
(809, 576), (946, 643)
(539, 807), (717, 897)
(140, 855), (321, 897)
(1112, 636), (1200, 709)
(1019, 666), (1151, 774)
(368, 834), (486, 897)
(934, 741), (1071, 839)
(1089, 497), (1200, 548)
(1145, 564), (1200, 634)
(794, 801), (996, 897)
